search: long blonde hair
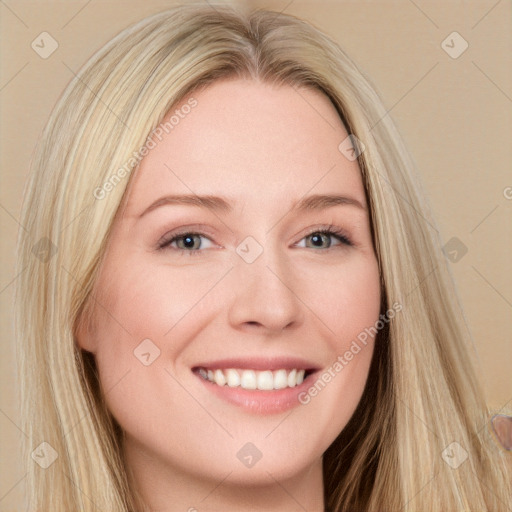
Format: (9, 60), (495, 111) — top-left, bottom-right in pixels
(15, 3), (511, 511)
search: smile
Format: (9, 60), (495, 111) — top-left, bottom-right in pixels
(191, 357), (320, 414)
(197, 367), (309, 390)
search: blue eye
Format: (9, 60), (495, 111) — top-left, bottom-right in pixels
(158, 232), (214, 255)
(298, 227), (352, 249)
(158, 225), (352, 256)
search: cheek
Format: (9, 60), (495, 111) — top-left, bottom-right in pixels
(302, 253), (382, 345)
(93, 258), (216, 346)
(87, 257), (224, 405)
(87, 264), (193, 440)
(298, 256), (381, 427)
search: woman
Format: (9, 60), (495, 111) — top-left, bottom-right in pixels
(15, 2), (511, 511)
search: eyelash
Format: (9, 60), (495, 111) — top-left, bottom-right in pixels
(157, 224), (353, 256)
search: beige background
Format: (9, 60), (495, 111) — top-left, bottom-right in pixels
(1, 0), (511, 508)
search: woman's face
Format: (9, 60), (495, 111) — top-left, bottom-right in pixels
(78, 78), (381, 501)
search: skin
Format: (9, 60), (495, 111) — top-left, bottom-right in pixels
(77, 78), (381, 512)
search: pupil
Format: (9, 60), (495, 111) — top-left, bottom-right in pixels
(312, 233), (325, 247)
(184, 236), (195, 248)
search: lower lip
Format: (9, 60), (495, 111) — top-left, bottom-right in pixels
(194, 371), (318, 415)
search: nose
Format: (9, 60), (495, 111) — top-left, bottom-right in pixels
(227, 245), (304, 334)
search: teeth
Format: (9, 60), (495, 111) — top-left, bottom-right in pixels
(199, 368), (309, 390)
(214, 369), (226, 386)
(225, 368), (240, 387)
(240, 370), (257, 390)
(257, 370), (273, 390)
(273, 369), (288, 389)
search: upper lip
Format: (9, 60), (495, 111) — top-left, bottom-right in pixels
(192, 356), (322, 372)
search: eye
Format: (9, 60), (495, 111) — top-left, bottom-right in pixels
(157, 224), (352, 255)
(296, 226), (352, 249)
(158, 232), (215, 255)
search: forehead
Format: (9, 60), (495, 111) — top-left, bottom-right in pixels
(123, 78), (366, 216)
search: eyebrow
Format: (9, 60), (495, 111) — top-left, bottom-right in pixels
(138, 193), (366, 218)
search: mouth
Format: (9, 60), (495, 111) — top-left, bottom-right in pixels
(190, 357), (321, 414)
(194, 367), (316, 390)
